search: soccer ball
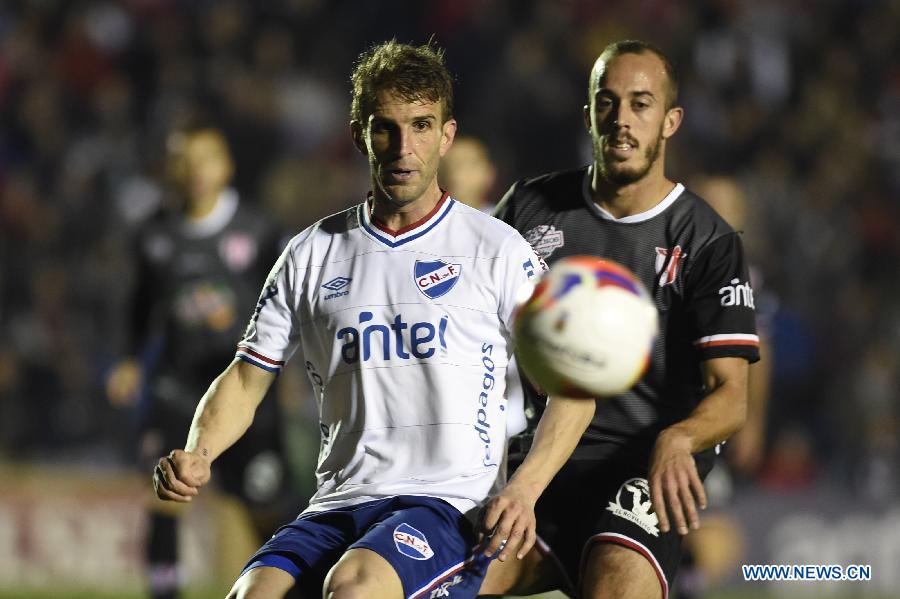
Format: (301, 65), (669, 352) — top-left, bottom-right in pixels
(513, 255), (658, 398)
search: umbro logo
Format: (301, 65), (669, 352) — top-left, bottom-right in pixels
(322, 276), (352, 300)
(322, 276), (351, 291)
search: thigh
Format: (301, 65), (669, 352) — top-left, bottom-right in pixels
(239, 508), (359, 597)
(582, 542), (662, 599)
(534, 458), (687, 597)
(480, 536), (571, 596)
(581, 470), (687, 599)
(350, 496), (490, 599)
(532, 460), (605, 585)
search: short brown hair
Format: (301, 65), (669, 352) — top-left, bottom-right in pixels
(591, 40), (679, 108)
(350, 39), (454, 124)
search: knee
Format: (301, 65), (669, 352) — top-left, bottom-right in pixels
(324, 568), (368, 599)
(325, 548), (402, 599)
(225, 586), (265, 599)
(226, 567), (295, 599)
(226, 585), (279, 599)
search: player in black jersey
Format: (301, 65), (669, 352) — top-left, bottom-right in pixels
(480, 40), (760, 599)
(106, 126), (289, 599)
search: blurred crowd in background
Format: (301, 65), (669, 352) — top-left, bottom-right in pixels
(0, 0), (897, 504)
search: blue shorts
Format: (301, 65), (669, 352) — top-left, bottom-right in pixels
(242, 496), (491, 598)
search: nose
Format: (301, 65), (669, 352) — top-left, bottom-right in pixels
(392, 126), (415, 156)
(611, 103), (630, 128)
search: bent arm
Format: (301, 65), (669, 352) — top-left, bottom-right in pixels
(650, 356), (749, 534)
(506, 396), (596, 499)
(185, 358), (278, 462)
(660, 356), (749, 452)
(480, 396), (595, 560)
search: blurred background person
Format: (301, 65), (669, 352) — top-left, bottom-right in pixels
(438, 134), (498, 212)
(105, 125), (293, 599)
(675, 174), (776, 599)
(691, 174), (773, 480)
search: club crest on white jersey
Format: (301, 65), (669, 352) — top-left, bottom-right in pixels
(415, 259), (462, 299)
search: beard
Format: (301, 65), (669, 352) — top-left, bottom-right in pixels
(594, 126), (663, 186)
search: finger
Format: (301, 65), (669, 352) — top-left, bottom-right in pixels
(153, 465), (194, 502)
(479, 500), (504, 537)
(498, 524), (527, 562)
(483, 509), (518, 556)
(158, 458), (199, 498)
(154, 463), (192, 499)
(650, 476), (670, 534)
(480, 532), (505, 557)
(171, 450), (211, 487)
(676, 471), (699, 532)
(517, 522), (537, 559)
(664, 476), (688, 535)
(688, 466), (707, 511)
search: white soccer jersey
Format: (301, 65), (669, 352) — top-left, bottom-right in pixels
(237, 193), (543, 515)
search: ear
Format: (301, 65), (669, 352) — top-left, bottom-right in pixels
(662, 106), (683, 139)
(583, 103), (592, 132)
(351, 120), (368, 156)
(438, 118), (458, 157)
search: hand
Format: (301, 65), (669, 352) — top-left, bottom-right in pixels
(649, 427), (707, 536)
(153, 449), (211, 502)
(477, 482), (538, 562)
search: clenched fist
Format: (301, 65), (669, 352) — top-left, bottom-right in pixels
(153, 449), (211, 502)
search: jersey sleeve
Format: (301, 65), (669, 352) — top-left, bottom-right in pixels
(236, 243), (301, 373)
(684, 233), (760, 363)
(497, 230), (547, 334)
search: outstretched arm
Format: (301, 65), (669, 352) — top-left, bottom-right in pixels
(480, 396), (595, 561)
(649, 356), (748, 535)
(153, 358), (277, 502)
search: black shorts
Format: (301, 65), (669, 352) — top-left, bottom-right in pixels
(531, 452), (713, 598)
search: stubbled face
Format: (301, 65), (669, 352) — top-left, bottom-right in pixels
(586, 52), (678, 186)
(354, 89), (456, 208)
(172, 132), (233, 202)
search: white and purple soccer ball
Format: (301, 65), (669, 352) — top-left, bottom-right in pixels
(513, 255), (658, 398)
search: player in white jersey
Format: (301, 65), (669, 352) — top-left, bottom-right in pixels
(151, 40), (594, 599)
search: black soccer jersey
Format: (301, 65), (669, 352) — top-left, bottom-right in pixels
(130, 189), (282, 416)
(496, 166), (760, 459)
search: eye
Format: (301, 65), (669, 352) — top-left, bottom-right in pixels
(632, 100), (650, 110)
(412, 120), (431, 131)
(596, 98), (613, 110)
